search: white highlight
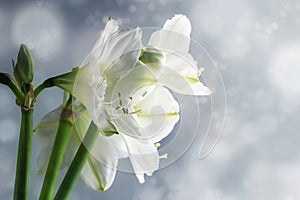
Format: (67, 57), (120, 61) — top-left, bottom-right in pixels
(268, 43), (300, 112)
(11, 6), (64, 61)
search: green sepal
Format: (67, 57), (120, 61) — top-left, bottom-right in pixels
(139, 47), (165, 65)
(44, 67), (80, 94)
(23, 83), (34, 110)
(102, 130), (118, 136)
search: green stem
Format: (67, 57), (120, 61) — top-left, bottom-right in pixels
(13, 109), (33, 200)
(33, 82), (46, 100)
(54, 122), (99, 200)
(39, 107), (74, 200)
(33, 77), (55, 100)
(33, 66), (79, 101)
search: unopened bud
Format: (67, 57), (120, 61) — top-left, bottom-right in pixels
(13, 44), (34, 90)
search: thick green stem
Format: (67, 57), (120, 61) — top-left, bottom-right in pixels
(39, 108), (74, 200)
(13, 109), (33, 200)
(54, 122), (99, 200)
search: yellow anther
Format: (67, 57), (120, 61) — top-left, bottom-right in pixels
(155, 143), (161, 148)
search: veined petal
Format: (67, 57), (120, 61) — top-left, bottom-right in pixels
(72, 66), (112, 132)
(98, 27), (142, 74)
(162, 52), (210, 96)
(165, 52), (198, 78)
(158, 66), (210, 96)
(86, 27), (142, 75)
(93, 19), (119, 52)
(133, 85), (180, 143)
(121, 134), (159, 183)
(82, 19), (119, 66)
(80, 133), (118, 191)
(72, 66), (104, 110)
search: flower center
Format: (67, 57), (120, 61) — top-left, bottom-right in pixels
(114, 92), (141, 115)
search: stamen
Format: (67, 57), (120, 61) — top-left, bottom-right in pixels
(128, 109), (142, 114)
(129, 96), (133, 100)
(155, 143), (161, 148)
(142, 91), (148, 97)
(115, 106), (121, 110)
(119, 99), (123, 106)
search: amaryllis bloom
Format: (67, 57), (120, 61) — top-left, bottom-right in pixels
(35, 14), (210, 191)
(36, 19), (145, 190)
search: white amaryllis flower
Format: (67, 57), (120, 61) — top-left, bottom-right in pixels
(95, 14), (210, 183)
(35, 19), (144, 191)
(36, 14), (210, 190)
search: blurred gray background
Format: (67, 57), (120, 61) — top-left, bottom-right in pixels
(1, 0), (300, 199)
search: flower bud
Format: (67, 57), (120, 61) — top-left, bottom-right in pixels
(13, 44), (34, 90)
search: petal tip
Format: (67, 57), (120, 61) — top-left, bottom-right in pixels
(163, 14), (192, 36)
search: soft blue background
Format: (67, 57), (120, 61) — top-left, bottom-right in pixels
(1, 0), (300, 199)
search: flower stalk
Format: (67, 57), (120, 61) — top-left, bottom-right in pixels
(39, 99), (74, 200)
(54, 122), (99, 200)
(13, 109), (33, 200)
(33, 67), (79, 101)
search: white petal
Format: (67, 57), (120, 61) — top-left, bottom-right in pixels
(94, 19), (119, 49)
(37, 144), (52, 175)
(108, 134), (129, 159)
(72, 66), (110, 130)
(80, 133), (118, 191)
(148, 15), (191, 53)
(158, 66), (210, 96)
(82, 19), (119, 65)
(72, 67), (104, 108)
(162, 14), (191, 37)
(133, 85), (180, 143)
(34, 106), (61, 145)
(165, 52), (198, 78)
(121, 134), (159, 183)
(88, 27), (142, 74)
(146, 15), (210, 96)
